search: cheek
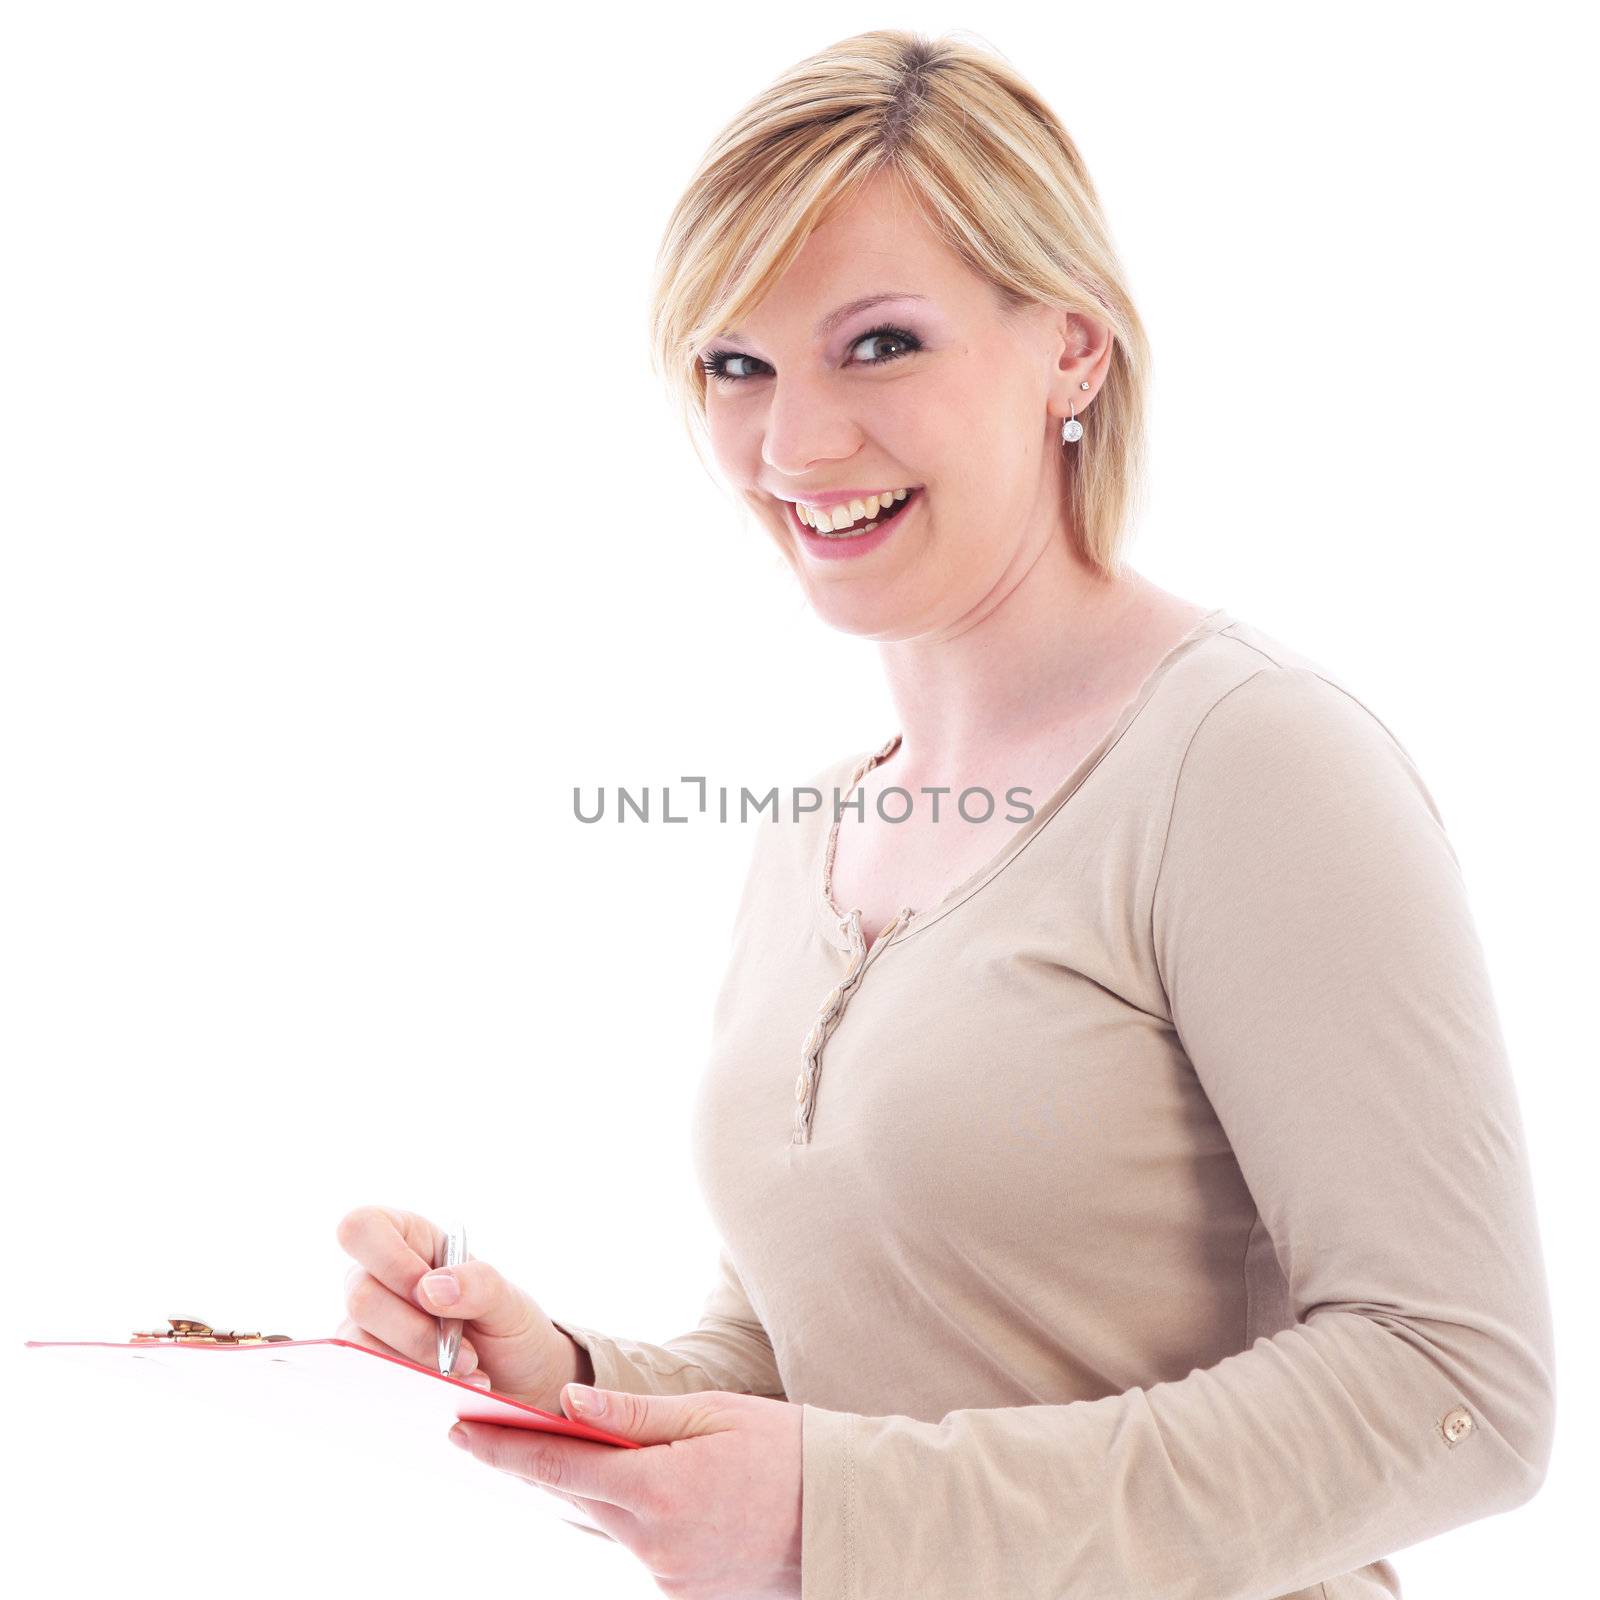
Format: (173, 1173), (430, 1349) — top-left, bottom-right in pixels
(912, 500), (1037, 610)
(702, 410), (751, 480)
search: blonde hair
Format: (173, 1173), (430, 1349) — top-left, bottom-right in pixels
(646, 29), (1152, 582)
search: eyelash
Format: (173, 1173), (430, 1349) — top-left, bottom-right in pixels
(699, 323), (923, 386)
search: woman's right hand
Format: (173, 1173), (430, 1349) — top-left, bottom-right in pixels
(335, 1204), (582, 1412)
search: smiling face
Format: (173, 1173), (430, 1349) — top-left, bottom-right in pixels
(698, 168), (1111, 641)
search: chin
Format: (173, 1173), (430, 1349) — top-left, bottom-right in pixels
(795, 574), (932, 642)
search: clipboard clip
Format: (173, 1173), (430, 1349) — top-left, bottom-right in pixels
(130, 1317), (294, 1345)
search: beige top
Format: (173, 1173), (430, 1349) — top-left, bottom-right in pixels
(551, 608), (1555, 1600)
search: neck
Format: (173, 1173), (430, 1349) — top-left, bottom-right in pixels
(876, 532), (1175, 773)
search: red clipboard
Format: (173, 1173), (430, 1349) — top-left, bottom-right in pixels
(24, 1334), (640, 1450)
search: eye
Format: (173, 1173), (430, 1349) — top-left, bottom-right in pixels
(845, 325), (920, 367)
(700, 323), (923, 386)
(701, 351), (768, 384)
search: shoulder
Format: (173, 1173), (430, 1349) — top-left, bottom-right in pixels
(1189, 665), (1417, 782)
(1156, 625), (1457, 884)
(1161, 617), (1428, 802)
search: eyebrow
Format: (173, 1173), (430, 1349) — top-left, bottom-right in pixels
(718, 291), (931, 346)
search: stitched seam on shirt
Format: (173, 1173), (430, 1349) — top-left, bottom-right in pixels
(1206, 634), (1422, 774)
(846, 1411), (857, 1600)
(1148, 665), (1275, 1008)
(620, 1347), (716, 1381)
(553, 1324), (712, 1385)
(1240, 1210), (1259, 1351)
(1150, 659), (1434, 1007)
(881, 632), (1233, 948)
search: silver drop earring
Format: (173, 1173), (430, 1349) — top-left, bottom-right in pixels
(1061, 381), (1091, 444)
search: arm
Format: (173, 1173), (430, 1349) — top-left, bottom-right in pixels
(549, 1243), (786, 1399)
(800, 665), (1555, 1599)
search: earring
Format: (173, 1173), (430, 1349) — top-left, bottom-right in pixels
(1061, 402), (1083, 444)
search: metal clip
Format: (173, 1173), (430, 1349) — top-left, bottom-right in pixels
(130, 1317), (293, 1345)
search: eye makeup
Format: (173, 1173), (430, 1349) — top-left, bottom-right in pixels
(700, 322), (924, 385)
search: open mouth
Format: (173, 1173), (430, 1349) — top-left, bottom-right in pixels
(785, 487), (923, 541)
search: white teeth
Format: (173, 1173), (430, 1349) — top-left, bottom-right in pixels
(797, 487), (912, 534)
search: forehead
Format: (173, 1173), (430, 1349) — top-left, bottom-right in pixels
(717, 177), (974, 343)
(789, 173), (949, 284)
(720, 290), (933, 347)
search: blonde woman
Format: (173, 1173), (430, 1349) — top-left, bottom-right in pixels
(337, 30), (1554, 1599)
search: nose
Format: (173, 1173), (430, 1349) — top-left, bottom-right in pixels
(759, 377), (867, 483)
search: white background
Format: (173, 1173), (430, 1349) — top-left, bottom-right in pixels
(2, 2), (1593, 1594)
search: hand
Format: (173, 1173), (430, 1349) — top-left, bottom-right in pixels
(450, 1383), (803, 1600)
(335, 1204), (579, 1408)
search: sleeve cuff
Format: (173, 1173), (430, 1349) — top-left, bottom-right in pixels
(547, 1317), (668, 1395)
(801, 1404), (858, 1600)
(546, 1316), (708, 1396)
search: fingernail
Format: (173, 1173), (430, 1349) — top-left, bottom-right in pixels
(449, 1424), (470, 1449)
(566, 1384), (603, 1416)
(421, 1271), (460, 1307)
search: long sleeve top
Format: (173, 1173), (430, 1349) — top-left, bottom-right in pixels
(549, 607), (1556, 1600)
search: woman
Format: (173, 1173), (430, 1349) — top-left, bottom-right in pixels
(336, 30), (1554, 1599)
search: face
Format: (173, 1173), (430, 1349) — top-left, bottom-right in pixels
(697, 168), (1111, 641)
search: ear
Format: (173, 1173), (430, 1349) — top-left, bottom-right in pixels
(1050, 309), (1114, 417)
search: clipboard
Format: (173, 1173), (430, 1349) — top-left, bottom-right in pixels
(27, 1317), (642, 1539)
(24, 1319), (639, 1451)
(29, 1314), (650, 1547)
(23, 1312), (636, 1536)
(26, 1337), (636, 1452)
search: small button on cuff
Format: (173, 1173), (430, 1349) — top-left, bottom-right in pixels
(1440, 1405), (1475, 1446)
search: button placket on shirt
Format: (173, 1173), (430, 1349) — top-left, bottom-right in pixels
(792, 905), (913, 1144)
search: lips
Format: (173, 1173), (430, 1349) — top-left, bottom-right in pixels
(783, 487), (923, 561)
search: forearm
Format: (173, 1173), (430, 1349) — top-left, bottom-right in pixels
(547, 1312), (786, 1401)
(541, 1248), (786, 1403)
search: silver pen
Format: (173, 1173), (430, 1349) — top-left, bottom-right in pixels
(433, 1222), (468, 1377)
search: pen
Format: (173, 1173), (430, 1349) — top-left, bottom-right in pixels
(434, 1222), (467, 1378)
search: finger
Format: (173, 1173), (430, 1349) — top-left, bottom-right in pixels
(337, 1318), (487, 1384)
(338, 1318), (488, 1387)
(336, 1317), (409, 1362)
(530, 1484), (626, 1543)
(561, 1518), (616, 1541)
(344, 1271), (482, 1373)
(411, 1258), (544, 1344)
(448, 1422), (647, 1512)
(336, 1208), (547, 1351)
(336, 1204), (441, 1304)
(338, 1283), (480, 1377)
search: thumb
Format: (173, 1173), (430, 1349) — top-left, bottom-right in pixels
(561, 1384), (724, 1444)
(414, 1259), (543, 1342)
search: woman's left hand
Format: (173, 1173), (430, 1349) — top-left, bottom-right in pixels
(449, 1383), (803, 1599)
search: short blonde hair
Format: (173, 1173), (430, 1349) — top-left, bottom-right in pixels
(646, 28), (1152, 582)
